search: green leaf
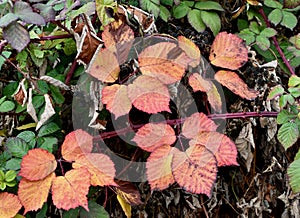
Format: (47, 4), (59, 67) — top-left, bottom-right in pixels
(267, 85), (285, 100)
(288, 87), (300, 98)
(278, 122), (299, 149)
(288, 158), (300, 192)
(277, 110), (297, 124)
(5, 138), (29, 158)
(281, 10), (297, 30)
(38, 122), (60, 137)
(289, 34), (300, 49)
(62, 208), (80, 218)
(5, 158), (22, 171)
(200, 11), (221, 36)
(3, 21), (30, 52)
(36, 203), (48, 218)
(0, 96), (6, 106)
(268, 9), (282, 26)
(194, 1), (224, 11)
(0, 181), (6, 190)
(0, 51), (11, 70)
(95, 0), (116, 26)
(295, 149), (300, 160)
(161, 0), (173, 6)
(17, 131), (36, 143)
(264, 0), (283, 8)
(0, 170), (4, 180)
(79, 201), (109, 218)
(50, 85), (65, 104)
(5, 170), (17, 182)
(0, 101), (15, 112)
(249, 21), (260, 34)
(173, 3), (190, 19)
(0, 13), (19, 28)
(140, 0), (160, 17)
(39, 137), (57, 153)
(289, 75), (300, 87)
(68, 2), (96, 20)
(260, 27), (277, 38)
(159, 5), (171, 22)
(187, 9), (206, 32)
(37, 80), (49, 95)
(32, 95), (46, 108)
(5, 180), (17, 187)
(256, 35), (271, 51)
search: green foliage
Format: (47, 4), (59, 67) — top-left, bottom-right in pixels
(0, 169), (17, 190)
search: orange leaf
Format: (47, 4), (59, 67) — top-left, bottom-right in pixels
(19, 148), (57, 181)
(0, 192), (22, 218)
(181, 113), (218, 139)
(52, 168), (91, 211)
(127, 75), (171, 114)
(215, 70), (259, 100)
(139, 42), (185, 84)
(178, 36), (201, 67)
(146, 145), (176, 190)
(102, 84), (132, 119)
(190, 132), (238, 166)
(61, 129), (93, 162)
(88, 47), (120, 83)
(172, 144), (217, 196)
(209, 32), (248, 70)
(189, 73), (222, 112)
(114, 180), (143, 205)
(72, 153), (117, 187)
(132, 123), (176, 152)
(18, 173), (55, 214)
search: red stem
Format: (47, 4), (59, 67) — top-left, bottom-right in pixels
(258, 8), (295, 75)
(65, 60), (78, 85)
(31, 34), (73, 42)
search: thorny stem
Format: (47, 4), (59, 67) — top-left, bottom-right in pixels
(258, 8), (295, 75)
(65, 60), (78, 85)
(31, 34), (73, 42)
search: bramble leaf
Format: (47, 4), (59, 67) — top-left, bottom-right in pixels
(268, 9), (282, 26)
(288, 157), (300, 193)
(267, 85), (285, 100)
(201, 11), (221, 36)
(3, 22), (30, 52)
(127, 75), (171, 113)
(288, 75), (300, 87)
(278, 122), (299, 149)
(215, 70), (259, 100)
(80, 201), (109, 218)
(195, 1), (224, 11)
(117, 194), (131, 218)
(281, 10), (297, 30)
(114, 180), (143, 205)
(178, 36), (201, 67)
(19, 148), (57, 181)
(0, 192), (22, 218)
(209, 32), (248, 70)
(18, 173), (55, 214)
(187, 9), (206, 33)
(52, 168), (91, 211)
(132, 123), (176, 152)
(61, 129), (93, 162)
(95, 0), (116, 26)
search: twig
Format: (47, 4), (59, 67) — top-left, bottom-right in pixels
(65, 59), (78, 85)
(31, 34), (73, 42)
(0, 53), (30, 79)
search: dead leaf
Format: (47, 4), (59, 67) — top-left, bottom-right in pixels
(40, 75), (70, 91)
(36, 94), (56, 130)
(12, 78), (27, 106)
(117, 194), (132, 218)
(114, 180), (143, 205)
(178, 36), (200, 67)
(27, 88), (38, 123)
(0, 192), (22, 218)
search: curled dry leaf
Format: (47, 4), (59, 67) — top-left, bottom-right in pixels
(36, 94), (56, 130)
(146, 145), (176, 190)
(117, 194), (132, 218)
(172, 144), (217, 196)
(102, 84), (132, 119)
(61, 129), (93, 162)
(18, 173), (55, 214)
(127, 75), (171, 114)
(19, 148), (57, 181)
(189, 73), (222, 112)
(52, 168), (91, 211)
(189, 131), (238, 167)
(27, 88), (38, 123)
(114, 180), (143, 205)
(214, 70), (259, 100)
(181, 112), (218, 139)
(12, 78), (27, 106)
(72, 153), (117, 187)
(178, 35), (201, 68)
(40, 75), (70, 91)
(209, 32), (248, 70)
(0, 192), (22, 218)
(132, 123), (176, 152)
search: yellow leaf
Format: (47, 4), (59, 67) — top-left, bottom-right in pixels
(16, 123), (36, 130)
(117, 194), (131, 218)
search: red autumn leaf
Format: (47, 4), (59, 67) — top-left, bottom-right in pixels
(138, 42), (186, 84)
(178, 36), (201, 67)
(189, 73), (222, 112)
(209, 32), (248, 70)
(172, 144), (217, 196)
(88, 47), (120, 83)
(114, 180), (143, 205)
(146, 145), (176, 190)
(72, 153), (117, 187)
(127, 75), (171, 114)
(102, 84), (132, 119)
(18, 173), (55, 214)
(19, 148), (57, 181)
(0, 192), (22, 218)
(190, 131), (238, 166)
(52, 168), (91, 211)
(61, 129), (93, 162)
(132, 123), (176, 152)
(181, 112), (218, 139)
(215, 70), (259, 100)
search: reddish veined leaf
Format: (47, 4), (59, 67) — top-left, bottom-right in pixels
(88, 47), (120, 83)
(190, 131), (238, 166)
(61, 129), (93, 162)
(209, 32), (248, 70)
(127, 75), (171, 114)
(215, 70), (259, 100)
(18, 173), (55, 214)
(114, 180), (143, 205)
(146, 145), (176, 190)
(132, 123), (176, 152)
(0, 192), (22, 218)
(19, 148), (57, 181)
(189, 73), (222, 112)
(102, 84), (132, 119)
(181, 112), (218, 139)
(138, 42), (186, 84)
(72, 153), (117, 187)
(178, 36), (201, 67)
(172, 144), (217, 196)
(52, 168), (91, 211)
